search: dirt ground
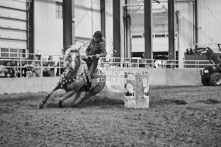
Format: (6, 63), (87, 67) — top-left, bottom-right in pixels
(0, 86), (221, 147)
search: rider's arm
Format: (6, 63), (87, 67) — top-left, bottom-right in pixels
(86, 41), (92, 56)
(86, 47), (90, 56)
(99, 42), (107, 57)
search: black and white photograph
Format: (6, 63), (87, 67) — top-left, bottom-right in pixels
(0, 0), (221, 146)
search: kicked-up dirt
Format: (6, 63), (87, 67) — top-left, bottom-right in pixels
(0, 86), (221, 147)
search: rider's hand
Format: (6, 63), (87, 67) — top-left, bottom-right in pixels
(81, 55), (88, 60)
(95, 54), (101, 58)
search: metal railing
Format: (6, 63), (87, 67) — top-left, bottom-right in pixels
(0, 57), (215, 78)
(98, 57), (214, 69)
(0, 58), (64, 78)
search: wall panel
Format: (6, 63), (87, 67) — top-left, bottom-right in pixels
(0, 0), (27, 9)
(34, 0), (63, 59)
(105, 0), (113, 58)
(75, 0), (101, 39)
(198, 0), (221, 44)
(0, 0), (28, 57)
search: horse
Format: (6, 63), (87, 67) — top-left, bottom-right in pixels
(38, 44), (106, 109)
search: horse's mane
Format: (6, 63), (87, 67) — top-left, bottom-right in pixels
(63, 44), (88, 75)
(63, 44), (82, 61)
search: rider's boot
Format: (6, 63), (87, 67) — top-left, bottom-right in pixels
(87, 81), (92, 90)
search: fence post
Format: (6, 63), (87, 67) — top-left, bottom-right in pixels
(40, 60), (43, 77)
(19, 54), (22, 77)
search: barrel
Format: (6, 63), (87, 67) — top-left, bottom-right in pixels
(124, 71), (149, 108)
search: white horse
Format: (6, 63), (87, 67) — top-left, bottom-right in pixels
(39, 44), (106, 109)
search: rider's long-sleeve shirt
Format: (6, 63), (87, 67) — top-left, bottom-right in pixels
(86, 39), (107, 63)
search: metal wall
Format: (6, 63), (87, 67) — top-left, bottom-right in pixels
(34, 0), (63, 60)
(34, 0), (109, 59)
(0, 68), (202, 94)
(175, 0), (194, 61)
(198, 0), (221, 44)
(105, 0), (113, 59)
(75, 0), (101, 40)
(0, 0), (113, 60)
(176, 0), (221, 60)
(0, 0), (28, 58)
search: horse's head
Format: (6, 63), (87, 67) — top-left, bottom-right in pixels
(63, 44), (82, 72)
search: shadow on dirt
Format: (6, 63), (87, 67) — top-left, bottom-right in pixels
(45, 97), (125, 109)
(0, 93), (45, 103)
(81, 97), (124, 107)
(45, 97), (190, 109)
(195, 99), (221, 105)
(0, 107), (13, 115)
(152, 99), (188, 106)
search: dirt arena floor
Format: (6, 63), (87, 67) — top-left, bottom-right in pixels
(0, 86), (221, 147)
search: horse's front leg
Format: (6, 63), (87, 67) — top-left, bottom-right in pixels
(58, 90), (76, 108)
(38, 82), (61, 109)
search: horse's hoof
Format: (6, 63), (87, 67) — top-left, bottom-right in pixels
(38, 103), (44, 109)
(58, 100), (63, 108)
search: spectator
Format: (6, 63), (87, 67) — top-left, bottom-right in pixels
(0, 60), (6, 77)
(56, 56), (64, 76)
(190, 48), (193, 55)
(31, 56), (41, 77)
(139, 53), (145, 67)
(43, 58), (50, 77)
(186, 49), (190, 55)
(21, 61), (27, 77)
(47, 55), (55, 76)
(4, 61), (15, 78)
(24, 61), (34, 77)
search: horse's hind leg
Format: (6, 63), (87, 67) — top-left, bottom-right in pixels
(38, 82), (61, 109)
(58, 90), (76, 108)
(74, 82), (105, 106)
(70, 91), (81, 107)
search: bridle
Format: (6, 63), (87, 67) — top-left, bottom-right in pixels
(65, 50), (81, 71)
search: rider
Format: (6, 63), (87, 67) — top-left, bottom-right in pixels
(84, 31), (107, 79)
(61, 31), (106, 90)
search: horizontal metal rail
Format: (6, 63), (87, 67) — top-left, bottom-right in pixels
(0, 16), (27, 22)
(0, 5), (28, 12)
(0, 56), (215, 78)
(0, 26), (27, 32)
(0, 37), (27, 42)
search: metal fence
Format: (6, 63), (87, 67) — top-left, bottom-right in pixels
(0, 56), (215, 78)
(0, 58), (64, 78)
(98, 57), (214, 69)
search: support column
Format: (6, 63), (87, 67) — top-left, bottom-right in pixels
(168, 0), (175, 60)
(113, 0), (121, 57)
(28, 0), (34, 59)
(123, 5), (131, 58)
(100, 0), (105, 37)
(144, 0), (153, 59)
(194, 0), (198, 49)
(63, 0), (75, 47)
